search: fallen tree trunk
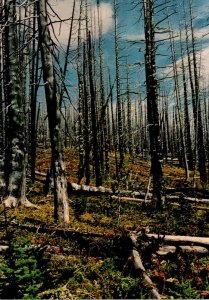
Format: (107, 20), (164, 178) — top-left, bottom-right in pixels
(156, 245), (208, 256)
(1, 221), (105, 238)
(34, 172), (209, 202)
(111, 196), (209, 211)
(129, 233), (161, 299)
(34, 171), (145, 197)
(166, 195), (209, 204)
(69, 186), (209, 204)
(166, 187), (209, 197)
(111, 195), (151, 203)
(145, 233), (209, 247)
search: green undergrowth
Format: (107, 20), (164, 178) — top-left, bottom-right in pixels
(148, 253), (209, 299)
(1, 191), (209, 298)
(39, 256), (153, 299)
(1, 148), (209, 298)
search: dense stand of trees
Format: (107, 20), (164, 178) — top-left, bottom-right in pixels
(0, 0), (209, 222)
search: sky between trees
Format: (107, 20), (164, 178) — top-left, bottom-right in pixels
(46, 0), (209, 110)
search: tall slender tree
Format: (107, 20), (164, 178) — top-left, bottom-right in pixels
(3, 0), (26, 207)
(87, 31), (102, 186)
(186, 0), (207, 183)
(37, 0), (69, 223)
(114, 0), (124, 174)
(143, 0), (163, 208)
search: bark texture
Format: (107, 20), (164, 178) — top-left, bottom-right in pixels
(143, 0), (163, 207)
(3, 0), (26, 206)
(37, 0), (69, 224)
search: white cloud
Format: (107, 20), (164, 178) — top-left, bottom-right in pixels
(48, 0), (113, 47)
(198, 45), (209, 80)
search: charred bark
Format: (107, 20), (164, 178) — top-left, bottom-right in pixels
(143, 0), (163, 208)
(37, 0), (69, 223)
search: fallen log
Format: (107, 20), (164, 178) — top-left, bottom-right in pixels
(129, 233), (161, 299)
(166, 195), (209, 204)
(166, 187), (209, 197)
(145, 234), (209, 247)
(35, 171), (47, 177)
(156, 245), (208, 256)
(111, 196), (209, 211)
(111, 195), (151, 203)
(34, 172), (146, 197)
(33, 172), (209, 202)
(2, 221), (105, 238)
(69, 182), (113, 194)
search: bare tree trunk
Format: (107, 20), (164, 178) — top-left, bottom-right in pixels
(179, 26), (194, 171)
(3, 0), (28, 207)
(87, 31), (102, 186)
(168, 23), (189, 179)
(187, 0), (207, 183)
(30, 2), (39, 183)
(0, 0), (5, 188)
(143, 0), (163, 208)
(126, 60), (133, 157)
(109, 70), (119, 179)
(37, 0), (69, 224)
(77, 0), (85, 183)
(97, 0), (109, 177)
(114, 0), (124, 174)
(83, 43), (91, 185)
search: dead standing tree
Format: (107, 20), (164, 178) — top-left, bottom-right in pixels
(0, 0), (5, 188)
(179, 25), (194, 172)
(3, 0), (34, 208)
(97, 0), (109, 177)
(168, 21), (189, 180)
(114, 0), (124, 176)
(184, 0), (207, 184)
(87, 30), (102, 186)
(143, 0), (163, 208)
(189, 0), (207, 184)
(37, 0), (69, 223)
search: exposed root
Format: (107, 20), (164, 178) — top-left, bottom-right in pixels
(18, 196), (39, 209)
(3, 196), (17, 208)
(2, 195), (39, 209)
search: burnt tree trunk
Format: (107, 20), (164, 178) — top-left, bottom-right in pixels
(114, 0), (124, 174)
(143, 0), (163, 208)
(37, 0), (69, 223)
(3, 0), (27, 207)
(87, 31), (102, 186)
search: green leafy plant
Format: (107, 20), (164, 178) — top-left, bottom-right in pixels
(168, 280), (200, 299)
(0, 209), (45, 299)
(0, 243), (45, 299)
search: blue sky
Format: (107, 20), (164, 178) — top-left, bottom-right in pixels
(47, 0), (209, 106)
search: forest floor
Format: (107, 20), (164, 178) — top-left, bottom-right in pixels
(1, 148), (209, 299)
